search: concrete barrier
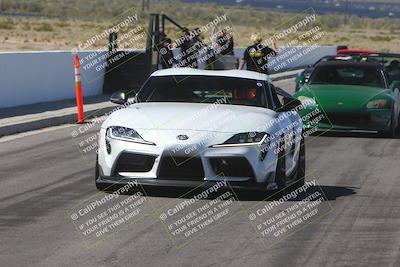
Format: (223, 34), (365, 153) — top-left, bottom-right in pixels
(0, 51), (105, 108)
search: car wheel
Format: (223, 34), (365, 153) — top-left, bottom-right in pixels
(396, 112), (400, 136)
(381, 106), (397, 138)
(275, 139), (287, 190)
(394, 111), (400, 138)
(293, 137), (305, 187)
(95, 155), (106, 191)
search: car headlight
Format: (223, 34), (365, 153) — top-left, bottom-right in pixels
(212, 132), (269, 147)
(106, 126), (155, 145)
(366, 99), (387, 109)
(297, 96), (317, 108)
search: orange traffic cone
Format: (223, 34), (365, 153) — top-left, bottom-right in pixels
(74, 54), (84, 124)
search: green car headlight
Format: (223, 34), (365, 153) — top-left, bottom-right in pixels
(212, 132), (269, 147)
(297, 96), (317, 108)
(106, 126), (154, 145)
(366, 99), (388, 109)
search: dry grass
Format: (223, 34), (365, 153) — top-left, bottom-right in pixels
(0, 0), (399, 52)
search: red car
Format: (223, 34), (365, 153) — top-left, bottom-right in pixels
(337, 49), (377, 56)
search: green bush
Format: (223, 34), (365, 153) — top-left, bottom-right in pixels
(0, 19), (15, 30)
(370, 35), (392, 42)
(34, 22), (54, 32)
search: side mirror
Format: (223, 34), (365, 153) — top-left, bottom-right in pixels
(110, 91), (127, 104)
(296, 75), (305, 85)
(278, 97), (302, 112)
(390, 80), (400, 91)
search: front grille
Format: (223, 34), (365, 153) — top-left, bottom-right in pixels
(114, 153), (156, 174)
(158, 156), (204, 181)
(321, 112), (368, 127)
(210, 157), (254, 179)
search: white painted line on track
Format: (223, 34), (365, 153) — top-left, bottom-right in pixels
(0, 124), (75, 143)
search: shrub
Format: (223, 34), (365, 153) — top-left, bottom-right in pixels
(34, 22), (54, 32)
(0, 19), (15, 30)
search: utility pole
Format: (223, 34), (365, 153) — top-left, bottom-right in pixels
(142, 0), (150, 12)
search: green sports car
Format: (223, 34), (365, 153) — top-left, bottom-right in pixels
(293, 61), (400, 137)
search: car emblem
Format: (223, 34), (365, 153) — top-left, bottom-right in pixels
(337, 102), (344, 105)
(177, 134), (189, 140)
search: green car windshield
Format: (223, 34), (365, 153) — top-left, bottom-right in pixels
(384, 58), (400, 83)
(365, 54), (400, 83)
(309, 65), (385, 88)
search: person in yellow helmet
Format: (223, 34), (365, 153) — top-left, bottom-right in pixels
(239, 33), (277, 74)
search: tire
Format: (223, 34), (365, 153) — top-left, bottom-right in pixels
(275, 136), (305, 193)
(275, 139), (287, 190)
(95, 154), (106, 191)
(397, 114), (400, 136)
(293, 137), (305, 188)
(381, 107), (397, 138)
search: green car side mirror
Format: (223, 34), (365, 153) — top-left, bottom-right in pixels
(390, 80), (400, 91)
(296, 75), (305, 85)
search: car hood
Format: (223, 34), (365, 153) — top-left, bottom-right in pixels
(298, 84), (391, 111)
(102, 102), (277, 133)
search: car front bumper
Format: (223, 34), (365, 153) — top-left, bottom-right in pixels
(95, 174), (272, 192)
(302, 109), (392, 133)
(97, 128), (281, 187)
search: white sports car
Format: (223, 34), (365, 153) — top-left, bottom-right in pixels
(96, 68), (305, 192)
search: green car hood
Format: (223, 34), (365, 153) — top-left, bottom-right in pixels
(296, 84), (392, 112)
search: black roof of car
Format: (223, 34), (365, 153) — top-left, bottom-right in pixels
(316, 61), (384, 70)
(371, 52), (400, 58)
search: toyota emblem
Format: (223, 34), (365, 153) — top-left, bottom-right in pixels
(177, 134), (189, 140)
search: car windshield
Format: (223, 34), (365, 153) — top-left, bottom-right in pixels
(137, 75), (270, 108)
(384, 58), (400, 83)
(312, 56), (355, 68)
(313, 56), (335, 66)
(352, 54), (400, 83)
(309, 64), (385, 88)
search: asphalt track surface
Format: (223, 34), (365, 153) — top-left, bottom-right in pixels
(1, 79), (400, 267)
